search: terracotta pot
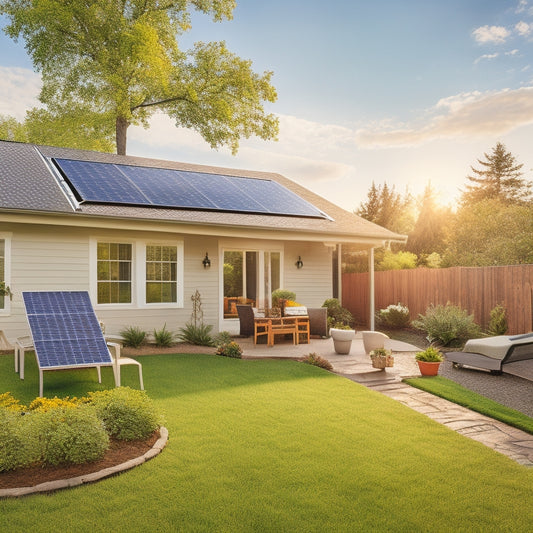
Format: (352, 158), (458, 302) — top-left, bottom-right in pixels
(417, 360), (441, 376)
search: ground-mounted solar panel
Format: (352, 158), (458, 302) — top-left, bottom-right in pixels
(52, 158), (329, 219)
(23, 291), (112, 370)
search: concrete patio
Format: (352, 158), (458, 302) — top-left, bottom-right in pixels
(239, 332), (533, 467)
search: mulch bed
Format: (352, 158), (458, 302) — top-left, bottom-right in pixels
(0, 431), (160, 490)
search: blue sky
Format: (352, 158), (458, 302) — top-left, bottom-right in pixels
(2, 1), (533, 211)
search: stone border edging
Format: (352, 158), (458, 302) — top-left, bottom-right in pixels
(0, 426), (168, 498)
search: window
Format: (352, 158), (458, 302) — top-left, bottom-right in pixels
(96, 242), (132, 304)
(92, 238), (183, 308)
(146, 245), (178, 303)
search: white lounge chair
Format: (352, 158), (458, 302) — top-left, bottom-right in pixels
(446, 333), (533, 373)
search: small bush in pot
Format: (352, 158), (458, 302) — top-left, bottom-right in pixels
(415, 346), (444, 376)
(369, 347), (394, 369)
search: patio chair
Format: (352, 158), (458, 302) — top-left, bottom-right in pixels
(107, 342), (144, 389)
(307, 308), (328, 338)
(362, 331), (390, 354)
(270, 317), (297, 346)
(236, 304), (255, 337)
(446, 333), (533, 373)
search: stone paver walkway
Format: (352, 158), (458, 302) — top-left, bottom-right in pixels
(240, 333), (533, 466)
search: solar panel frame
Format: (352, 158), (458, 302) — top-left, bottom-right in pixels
(52, 158), (328, 219)
(23, 291), (113, 370)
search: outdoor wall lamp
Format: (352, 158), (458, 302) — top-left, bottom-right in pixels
(202, 252), (211, 269)
(295, 256), (303, 269)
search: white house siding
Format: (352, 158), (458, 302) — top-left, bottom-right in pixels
(0, 222), (221, 343)
(283, 241), (333, 308)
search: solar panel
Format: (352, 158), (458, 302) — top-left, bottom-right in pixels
(23, 291), (112, 370)
(52, 158), (328, 219)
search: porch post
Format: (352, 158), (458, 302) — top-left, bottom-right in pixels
(337, 243), (342, 303)
(369, 248), (375, 331)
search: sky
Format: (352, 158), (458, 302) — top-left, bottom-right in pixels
(2, 0), (533, 212)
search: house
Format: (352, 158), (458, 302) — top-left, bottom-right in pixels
(0, 140), (406, 342)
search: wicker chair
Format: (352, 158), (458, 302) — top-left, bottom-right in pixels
(236, 304), (255, 337)
(307, 308), (328, 338)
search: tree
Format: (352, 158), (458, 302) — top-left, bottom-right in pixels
(0, 0), (278, 155)
(442, 199), (533, 266)
(461, 142), (531, 205)
(356, 181), (414, 235)
(0, 114), (27, 142)
(406, 184), (452, 258)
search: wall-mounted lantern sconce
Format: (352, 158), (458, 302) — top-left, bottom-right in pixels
(202, 252), (211, 269)
(295, 256), (303, 269)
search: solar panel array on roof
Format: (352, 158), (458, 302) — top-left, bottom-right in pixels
(52, 158), (328, 219)
(23, 291), (112, 369)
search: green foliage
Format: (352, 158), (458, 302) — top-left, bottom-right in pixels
(376, 250), (417, 271)
(412, 303), (482, 346)
(443, 199), (533, 267)
(272, 289), (296, 308)
(461, 142), (530, 206)
(213, 331), (233, 346)
(120, 326), (147, 348)
(153, 323), (177, 347)
(0, 408), (40, 472)
(178, 323), (214, 346)
(29, 396), (80, 412)
(322, 298), (354, 328)
(301, 353), (333, 371)
(377, 303), (410, 328)
(0, 0), (278, 155)
(86, 387), (162, 441)
(415, 346), (444, 362)
(215, 341), (243, 358)
(487, 304), (508, 336)
(35, 405), (109, 465)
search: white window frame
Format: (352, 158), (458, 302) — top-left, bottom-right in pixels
(0, 233), (12, 316)
(90, 237), (183, 310)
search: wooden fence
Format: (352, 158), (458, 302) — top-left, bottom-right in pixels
(342, 265), (533, 334)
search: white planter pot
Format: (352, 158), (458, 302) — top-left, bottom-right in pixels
(330, 328), (355, 355)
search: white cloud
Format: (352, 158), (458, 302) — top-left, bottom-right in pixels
(356, 86), (533, 147)
(516, 0), (529, 14)
(0, 67), (41, 120)
(515, 20), (532, 36)
(474, 53), (499, 64)
(472, 25), (510, 44)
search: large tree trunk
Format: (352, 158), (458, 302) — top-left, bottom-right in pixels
(116, 116), (130, 155)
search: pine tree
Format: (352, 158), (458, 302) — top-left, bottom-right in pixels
(461, 142), (531, 205)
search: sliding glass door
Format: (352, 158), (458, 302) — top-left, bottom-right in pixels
(223, 249), (281, 318)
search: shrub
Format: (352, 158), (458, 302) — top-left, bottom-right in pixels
(412, 303), (482, 347)
(0, 392), (27, 412)
(178, 323), (214, 346)
(272, 289), (296, 308)
(301, 353), (333, 371)
(487, 304), (508, 336)
(0, 408), (40, 472)
(153, 323), (177, 347)
(215, 341), (243, 358)
(35, 405), (109, 465)
(377, 303), (410, 329)
(86, 387), (162, 441)
(322, 298), (353, 329)
(120, 326), (147, 348)
(415, 346), (444, 362)
(213, 331), (233, 346)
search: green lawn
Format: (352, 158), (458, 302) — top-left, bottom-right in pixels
(1, 352), (532, 532)
(404, 375), (533, 434)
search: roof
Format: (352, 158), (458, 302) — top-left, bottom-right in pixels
(0, 140), (406, 247)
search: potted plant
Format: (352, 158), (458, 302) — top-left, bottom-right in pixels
(369, 347), (394, 369)
(415, 346), (444, 376)
(0, 281), (13, 301)
(330, 323), (355, 354)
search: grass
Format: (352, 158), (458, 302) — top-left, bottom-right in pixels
(405, 375), (533, 434)
(1, 352), (533, 532)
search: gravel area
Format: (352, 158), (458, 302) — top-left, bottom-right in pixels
(439, 360), (533, 417)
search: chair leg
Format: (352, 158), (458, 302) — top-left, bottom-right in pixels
(97, 365), (102, 383)
(39, 369), (44, 398)
(14, 345), (18, 373)
(138, 364), (144, 390)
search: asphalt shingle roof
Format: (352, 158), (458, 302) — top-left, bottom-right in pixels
(0, 140), (405, 245)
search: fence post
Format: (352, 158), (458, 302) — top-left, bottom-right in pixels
(369, 248), (375, 331)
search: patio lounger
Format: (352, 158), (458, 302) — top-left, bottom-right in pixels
(445, 333), (533, 373)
